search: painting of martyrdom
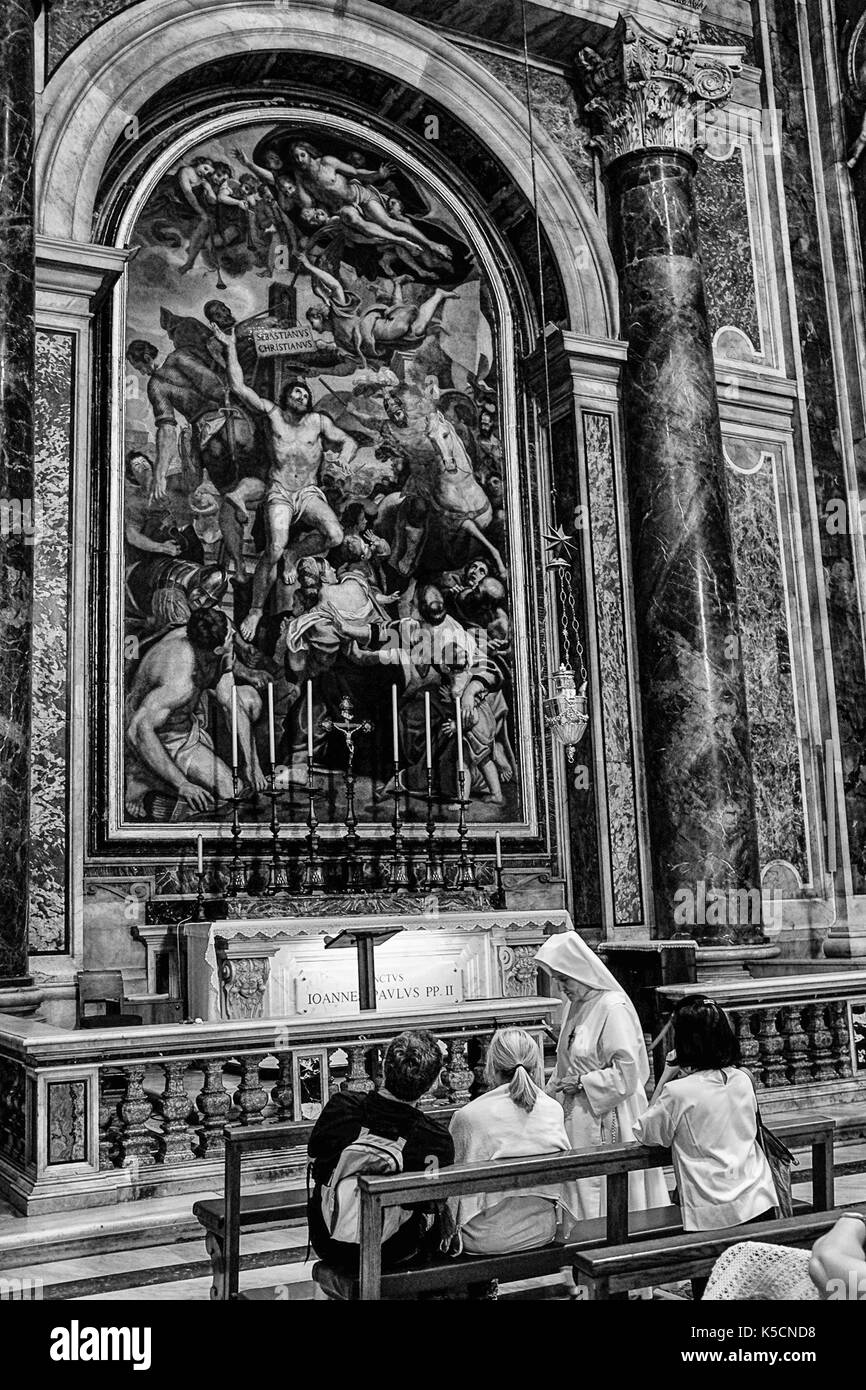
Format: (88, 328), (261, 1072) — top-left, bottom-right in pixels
(121, 120), (520, 829)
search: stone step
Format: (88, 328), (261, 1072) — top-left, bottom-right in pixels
(0, 1225), (310, 1301)
(3, 1117), (865, 1299)
(0, 1180), (306, 1272)
(73, 1258), (317, 1303)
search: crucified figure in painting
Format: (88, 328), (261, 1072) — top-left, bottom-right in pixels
(212, 323), (357, 641)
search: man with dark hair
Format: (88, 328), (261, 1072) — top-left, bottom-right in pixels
(307, 1028), (454, 1281)
(126, 340), (159, 376)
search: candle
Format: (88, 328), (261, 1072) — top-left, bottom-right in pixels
(197, 834), (203, 875)
(424, 690), (433, 771)
(454, 692), (464, 774)
(230, 685), (238, 771)
(391, 684), (400, 764)
(267, 683), (276, 768)
(495, 832), (502, 868)
(306, 680), (314, 761)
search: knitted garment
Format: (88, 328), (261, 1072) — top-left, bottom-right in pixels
(702, 1241), (820, 1301)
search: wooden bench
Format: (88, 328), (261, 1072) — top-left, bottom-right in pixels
(200, 1109), (461, 1299)
(353, 1112), (836, 1301)
(352, 1143), (679, 1301)
(568, 1112), (838, 1300)
(193, 1120), (314, 1300)
(572, 1208), (853, 1299)
(205, 1108), (835, 1300)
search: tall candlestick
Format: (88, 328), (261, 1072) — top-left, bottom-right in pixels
(267, 683), (276, 769)
(306, 680), (314, 761)
(391, 684), (400, 764)
(424, 690), (433, 771)
(231, 685), (238, 771)
(491, 830), (506, 909)
(389, 690), (409, 891)
(226, 766), (247, 896)
(454, 692), (464, 773)
(194, 832), (206, 920)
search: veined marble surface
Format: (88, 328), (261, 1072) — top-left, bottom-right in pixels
(726, 453), (808, 876)
(30, 331), (73, 955)
(584, 412), (643, 924)
(0, 0), (36, 980)
(610, 149), (762, 936)
(695, 147), (761, 354)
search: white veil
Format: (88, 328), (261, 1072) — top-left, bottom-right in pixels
(535, 932), (626, 995)
(535, 932), (651, 1078)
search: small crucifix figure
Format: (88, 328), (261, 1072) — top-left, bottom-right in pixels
(321, 695), (373, 892)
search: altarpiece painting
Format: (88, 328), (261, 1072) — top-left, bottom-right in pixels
(111, 114), (539, 845)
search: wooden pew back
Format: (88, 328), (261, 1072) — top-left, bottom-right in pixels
(357, 1113), (836, 1300)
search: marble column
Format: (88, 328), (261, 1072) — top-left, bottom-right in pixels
(574, 18), (765, 946)
(0, 0), (37, 987)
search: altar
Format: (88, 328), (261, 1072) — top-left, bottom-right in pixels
(186, 907), (570, 1022)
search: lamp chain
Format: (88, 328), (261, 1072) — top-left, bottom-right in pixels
(522, 0), (585, 690)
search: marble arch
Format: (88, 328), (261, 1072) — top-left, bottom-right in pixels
(34, 0), (618, 340)
(30, 0), (647, 948)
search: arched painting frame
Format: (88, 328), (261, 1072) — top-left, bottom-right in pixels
(106, 108), (543, 846)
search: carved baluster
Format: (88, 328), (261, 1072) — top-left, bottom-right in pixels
(417, 1042), (444, 1109)
(326, 1050), (345, 1099)
(346, 1046), (373, 1094)
(803, 1004), (836, 1082)
(259, 1057), (280, 1122)
(827, 1000), (854, 1078)
(756, 1008), (787, 1087)
(733, 1010), (761, 1081)
(118, 1065), (157, 1168)
(98, 1073), (124, 1170)
(472, 1033), (491, 1096)
(196, 1059), (232, 1157)
(779, 1006), (811, 1085)
(272, 1055), (295, 1122)
(442, 1037), (474, 1105)
(157, 1062), (197, 1163)
(234, 1056), (268, 1126)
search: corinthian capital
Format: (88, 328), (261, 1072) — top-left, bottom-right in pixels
(573, 15), (742, 167)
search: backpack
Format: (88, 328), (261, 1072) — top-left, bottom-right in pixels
(320, 1127), (415, 1245)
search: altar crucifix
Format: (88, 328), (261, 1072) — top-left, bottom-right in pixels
(320, 694), (372, 891)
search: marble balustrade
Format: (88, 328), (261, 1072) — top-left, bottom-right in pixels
(655, 973), (866, 1114)
(0, 996), (560, 1215)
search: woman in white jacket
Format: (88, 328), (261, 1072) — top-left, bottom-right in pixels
(447, 1028), (573, 1256)
(535, 932), (670, 1220)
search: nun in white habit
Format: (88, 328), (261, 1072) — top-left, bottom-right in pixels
(535, 932), (670, 1220)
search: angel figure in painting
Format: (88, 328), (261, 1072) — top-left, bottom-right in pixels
(298, 251), (458, 362)
(289, 141), (453, 263)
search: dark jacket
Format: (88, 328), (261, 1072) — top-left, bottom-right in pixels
(307, 1089), (455, 1275)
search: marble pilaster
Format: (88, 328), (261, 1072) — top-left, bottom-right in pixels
(0, 0), (37, 987)
(574, 18), (764, 944)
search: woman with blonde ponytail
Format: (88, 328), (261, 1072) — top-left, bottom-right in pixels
(446, 1028), (574, 1256)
